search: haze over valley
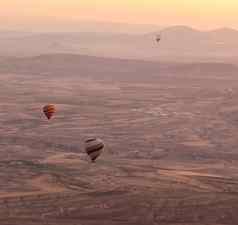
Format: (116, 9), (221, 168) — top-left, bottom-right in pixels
(1, 24), (238, 62)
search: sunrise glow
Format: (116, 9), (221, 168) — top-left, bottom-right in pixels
(1, 0), (238, 29)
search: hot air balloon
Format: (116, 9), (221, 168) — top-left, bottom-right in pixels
(156, 34), (161, 43)
(43, 104), (56, 120)
(85, 138), (104, 162)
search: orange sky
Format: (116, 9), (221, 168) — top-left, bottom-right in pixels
(1, 0), (238, 30)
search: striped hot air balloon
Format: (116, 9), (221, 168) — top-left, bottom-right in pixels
(85, 138), (104, 162)
(43, 104), (56, 120)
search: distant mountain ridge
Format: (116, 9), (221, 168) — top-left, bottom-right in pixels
(0, 25), (238, 61)
(162, 25), (238, 33)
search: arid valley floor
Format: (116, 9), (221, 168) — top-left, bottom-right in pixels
(0, 54), (238, 224)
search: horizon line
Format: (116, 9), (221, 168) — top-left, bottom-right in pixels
(0, 24), (238, 34)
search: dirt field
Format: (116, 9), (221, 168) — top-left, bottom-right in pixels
(0, 54), (238, 224)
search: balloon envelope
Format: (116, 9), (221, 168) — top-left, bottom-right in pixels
(85, 138), (104, 162)
(43, 104), (56, 120)
(156, 34), (161, 43)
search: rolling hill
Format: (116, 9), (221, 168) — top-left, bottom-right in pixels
(0, 26), (238, 61)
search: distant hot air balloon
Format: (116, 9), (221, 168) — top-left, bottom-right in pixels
(156, 34), (161, 43)
(43, 104), (56, 120)
(85, 138), (104, 162)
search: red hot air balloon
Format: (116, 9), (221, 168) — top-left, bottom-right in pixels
(43, 104), (56, 120)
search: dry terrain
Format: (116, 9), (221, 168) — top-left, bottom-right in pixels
(0, 54), (238, 224)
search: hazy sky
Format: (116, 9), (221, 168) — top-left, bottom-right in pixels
(1, 0), (238, 31)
